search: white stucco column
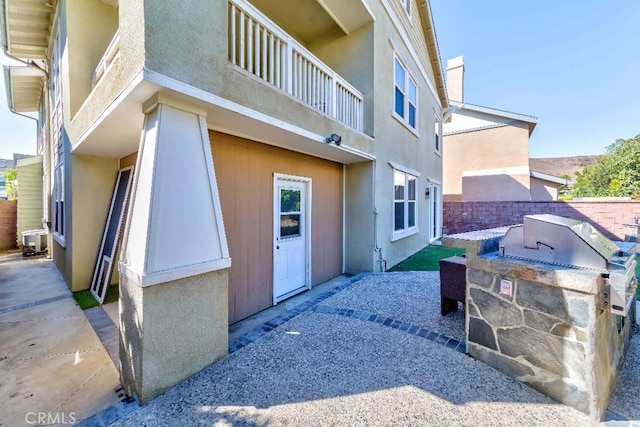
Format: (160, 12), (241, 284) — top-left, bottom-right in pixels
(118, 93), (231, 404)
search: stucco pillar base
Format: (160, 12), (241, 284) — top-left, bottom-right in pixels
(119, 269), (228, 404)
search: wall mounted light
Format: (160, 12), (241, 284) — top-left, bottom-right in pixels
(325, 133), (342, 146)
(425, 188), (430, 199)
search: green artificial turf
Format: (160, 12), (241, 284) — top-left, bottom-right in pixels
(73, 285), (119, 310)
(389, 244), (466, 272)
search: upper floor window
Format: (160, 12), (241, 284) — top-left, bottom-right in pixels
(434, 115), (441, 154)
(394, 57), (417, 130)
(400, 0), (411, 18)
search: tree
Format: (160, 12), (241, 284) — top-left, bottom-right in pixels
(1, 168), (17, 200)
(572, 134), (640, 199)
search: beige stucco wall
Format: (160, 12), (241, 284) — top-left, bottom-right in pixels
(69, 154), (118, 291)
(443, 122), (531, 201)
(119, 269), (228, 404)
(461, 173), (531, 202)
(16, 157), (44, 243)
(530, 177), (560, 201)
(344, 161), (376, 273)
(370, 0), (443, 270)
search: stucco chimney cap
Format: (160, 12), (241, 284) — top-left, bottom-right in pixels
(447, 56), (464, 71)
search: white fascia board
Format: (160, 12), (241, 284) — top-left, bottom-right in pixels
(450, 101), (537, 125)
(530, 170), (567, 185)
(462, 165), (530, 177)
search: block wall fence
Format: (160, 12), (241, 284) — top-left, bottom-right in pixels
(0, 200), (17, 250)
(443, 201), (640, 241)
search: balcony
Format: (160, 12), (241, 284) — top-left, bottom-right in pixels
(92, 30), (120, 88)
(228, 0), (364, 132)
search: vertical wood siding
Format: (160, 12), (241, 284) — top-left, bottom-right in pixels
(211, 131), (343, 324)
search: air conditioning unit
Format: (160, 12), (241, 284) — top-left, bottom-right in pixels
(22, 229), (48, 257)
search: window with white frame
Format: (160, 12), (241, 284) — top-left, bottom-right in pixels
(394, 169), (417, 233)
(51, 31), (65, 243)
(394, 57), (417, 129)
(434, 114), (441, 154)
(399, 0), (411, 17)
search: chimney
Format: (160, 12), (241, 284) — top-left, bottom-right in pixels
(446, 56), (465, 102)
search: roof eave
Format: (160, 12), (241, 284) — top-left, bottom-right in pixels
(5, 65), (45, 112)
(417, 0), (448, 109)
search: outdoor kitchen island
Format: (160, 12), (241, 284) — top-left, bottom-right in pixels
(443, 215), (637, 420)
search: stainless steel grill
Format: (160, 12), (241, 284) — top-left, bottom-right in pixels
(499, 214), (637, 316)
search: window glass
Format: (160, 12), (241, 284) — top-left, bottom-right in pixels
(393, 170), (418, 234)
(394, 202), (404, 231)
(395, 59), (405, 87)
(394, 171), (405, 200)
(280, 214), (300, 238)
(394, 57), (417, 130)
(280, 189), (301, 213)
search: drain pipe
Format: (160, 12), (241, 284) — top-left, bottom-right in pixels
(372, 161), (386, 272)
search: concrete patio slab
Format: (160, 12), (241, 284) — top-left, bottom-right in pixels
(0, 253), (122, 426)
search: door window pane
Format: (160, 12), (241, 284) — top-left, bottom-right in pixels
(280, 189), (301, 213)
(280, 214), (300, 238)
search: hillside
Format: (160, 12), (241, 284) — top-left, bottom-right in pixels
(530, 155), (600, 184)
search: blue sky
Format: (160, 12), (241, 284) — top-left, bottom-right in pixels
(0, 54), (37, 160)
(1, 3), (638, 159)
(430, 1), (640, 158)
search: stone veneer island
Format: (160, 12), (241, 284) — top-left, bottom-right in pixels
(443, 227), (636, 420)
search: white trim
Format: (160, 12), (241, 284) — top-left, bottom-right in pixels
(388, 161), (421, 177)
(383, 6), (441, 107)
(443, 122), (510, 137)
(52, 231), (66, 248)
(530, 170), (567, 185)
(449, 101), (537, 124)
(273, 173), (312, 304)
(393, 54), (419, 132)
(391, 227), (418, 242)
(119, 258), (232, 287)
(462, 165), (530, 177)
(392, 112), (419, 137)
(391, 166), (419, 241)
(426, 176), (442, 185)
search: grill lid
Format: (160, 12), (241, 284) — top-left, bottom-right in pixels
(499, 214), (623, 271)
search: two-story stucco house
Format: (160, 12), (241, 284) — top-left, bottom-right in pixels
(442, 56), (566, 202)
(1, 0), (447, 403)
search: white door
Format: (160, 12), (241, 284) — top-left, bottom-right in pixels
(273, 175), (311, 303)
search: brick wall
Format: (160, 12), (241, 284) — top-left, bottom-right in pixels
(443, 201), (640, 241)
(0, 200), (17, 250)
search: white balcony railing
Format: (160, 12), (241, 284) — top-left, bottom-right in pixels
(229, 0), (364, 132)
(92, 31), (120, 88)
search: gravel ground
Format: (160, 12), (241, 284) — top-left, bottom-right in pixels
(113, 312), (590, 426)
(607, 327), (640, 421)
(321, 272), (466, 342)
(106, 273), (639, 426)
